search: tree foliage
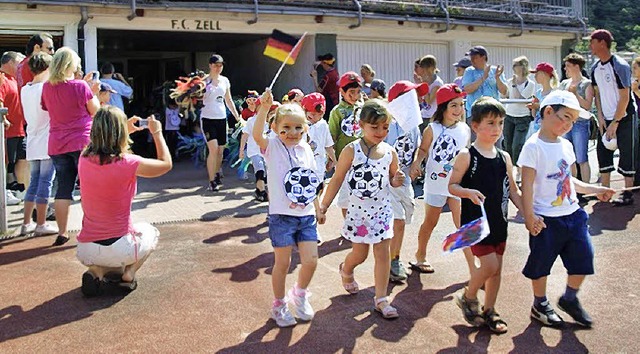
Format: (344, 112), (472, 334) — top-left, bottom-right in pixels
(587, 0), (640, 51)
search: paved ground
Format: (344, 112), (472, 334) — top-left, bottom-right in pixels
(1, 154), (640, 353)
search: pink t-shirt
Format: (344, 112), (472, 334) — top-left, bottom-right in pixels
(77, 154), (143, 243)
(41, 80), (93, 155)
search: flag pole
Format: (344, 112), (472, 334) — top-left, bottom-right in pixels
(268, 32), (307, 90)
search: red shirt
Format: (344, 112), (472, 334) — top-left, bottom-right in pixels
(241, 107), (256, 120)
(16, 56), (34, 90)
(320, 68), (340, 106)
(0, 73), (26, 138)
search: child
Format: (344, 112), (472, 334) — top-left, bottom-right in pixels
(449, 97), (523, 334)
(409, 83), (474, 275)
(384, 81), (424, 282)
(253, 89), (325, 328)
(98, 83), (116, 105)
(369, 79), (386, 99)
(328, 71), (364, 217)
(527, 62), (558, 137)
(319, 99), (406, 319)
(241, 90), (259, 120)
(282, 88), (304, 105)
(519, 90), (614, 328)
(164, 102), (181, 158)
(302, 92), (337, 186)
(240, 100), (280, 202)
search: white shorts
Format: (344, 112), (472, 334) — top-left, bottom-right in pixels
(76, 222), (159, 268)
(390, 182), (415, 223)
(337, 178), (351, 209)
(425, 193), (460, 208)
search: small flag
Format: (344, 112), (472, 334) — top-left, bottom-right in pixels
(263, 30), (304, 65)
(442, 204), (490, 253)
(387, 89), (422, 133)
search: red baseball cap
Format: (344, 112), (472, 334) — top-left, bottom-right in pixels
(338, 71), (362, 89)
(287, 88), (304, 98)
(387, 80), (429, 103)
(530, 62), (555, 76)
(436, 83), (466, 105)
(301, 92), (326, 113)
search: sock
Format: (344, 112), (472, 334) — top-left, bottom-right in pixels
(293, 283), (306, 297)
(272, 298), (286, 307)
(562, 285), (578, 302)
(534, 295), (548, 307)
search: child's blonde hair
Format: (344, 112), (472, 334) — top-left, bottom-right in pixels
(274, 103), (307, 126)
(82, 106), (132, 165)
(358, 99), (392, 125)
(48, 47), (81, 85)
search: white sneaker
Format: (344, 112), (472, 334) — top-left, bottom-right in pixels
(287, 286), (315, 321)
(12, 189), (26, 201)
(6, 191), (21, 205)
(35, 223), (59, 236)
(270, 302), (297, 327)
(20, 222), (36, 236)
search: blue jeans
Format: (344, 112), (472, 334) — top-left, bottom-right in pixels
(564, 119), (590, 164)
(25, 159), (56, 204)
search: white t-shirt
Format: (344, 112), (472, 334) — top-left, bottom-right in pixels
(420, 75), (444, 119)
(425, 121), (470, 196)
(504, 77), (536, 117)
(517, 133), (580, 217)
(264, 136), (317, 217)
(200, 75), (230, 120)
(20, 82), (50, 161)
(242, 116), (269, 158)
(307, 120), (334, 179)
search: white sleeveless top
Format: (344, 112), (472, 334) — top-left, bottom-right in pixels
(424, 121), (470, 196)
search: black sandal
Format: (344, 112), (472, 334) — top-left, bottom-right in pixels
(484, 308), (508, 334)
(52, 235), (69, 246)
(81, 272), (101, 297)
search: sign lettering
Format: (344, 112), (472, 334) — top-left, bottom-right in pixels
(170, 19), (222, 31)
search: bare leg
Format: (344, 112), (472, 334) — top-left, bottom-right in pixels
(415, 204), (442, 262)
(121, 253), (152, 283)
(578, 162), (591, 183)
(532, 276), (547, 298)
(15, 159), (29, 188)
(206, 140), (219, 181)
(372, 239), (391, 299)
(88, 265), (123, 280)
(390, 219), (405, 259)
(624, 176), (634, 189)
(54, 199), (71, 236)
(567, 274), (586, 291)
(296, 241), (318, 289)
(467, 253), (500, 300)
(214, 146), (225, 176)
(23, 201), (36, 225)
(600, 172), (610, 187)
(271, 246), (293, 299)
(343, 243), (369, 275)
(482, 255), (503, 310)
(35, 203), (48, 225)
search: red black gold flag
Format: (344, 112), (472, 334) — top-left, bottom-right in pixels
(263, 29), (304, 65)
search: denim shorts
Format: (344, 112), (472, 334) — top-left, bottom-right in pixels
(564, 119), (590, 164)
(50, 150), (81, 200)
(522, 208), (594, 280)
(269, 214), (318, 247)
(25, 159), (56, 204)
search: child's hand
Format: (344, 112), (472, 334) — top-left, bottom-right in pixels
(319, 204), (328, 215)
(525, 214), (546, 236)
(260, 89), (273, 108)
(325, 159), (335, 172)
(316, 210), (326, 224)
(409, 162), (422, 180)
(594, 186), (615, 202)
(465, 189), (485, 205)
(392, 170), (406, 185)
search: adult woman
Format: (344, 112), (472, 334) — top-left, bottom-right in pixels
(76, 107), (172, 296)
(200, 54), (240, 192)
(360, 64), (375, 97)
(311, 53), (339, 119)
(560, 53), (594, 183)
(414, 55), (444, 132)
(41, 47), (100, 246)
(503, 56), (535, 181)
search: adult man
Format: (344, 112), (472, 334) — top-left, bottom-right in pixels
(591, 29), (638, 205)
(311, 53), (339, 119)
(99, 62), (133, 112)
(0, 51), (28, 196)
(461, 46), (507, 116)
(16, 33), (55, 89)
(452, 57), (472, 88)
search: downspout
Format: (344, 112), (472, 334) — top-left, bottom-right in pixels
(247, 0), (258, 24)
(77, 6), (88, 65)
(349, 0), (362, 29)
(435, 0), (449, 33)
(508, 0), (523, 37)
(127, 0), (137, 21)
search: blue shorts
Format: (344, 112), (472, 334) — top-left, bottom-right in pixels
(564, 119), (590, 164)
(269, 214), (318, 247)
(522, 208), (594, 279)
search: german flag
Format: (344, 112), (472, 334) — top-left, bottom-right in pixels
(263, 30), (304, 65)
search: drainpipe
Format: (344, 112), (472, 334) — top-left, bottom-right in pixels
(508, 0), (523, 37)
(435, 0), (449, 33)
(349, 0), (362, 29)
(77, 6), (88, 65)
(127, 0), (137, 21)
(247, 0), (258, 24)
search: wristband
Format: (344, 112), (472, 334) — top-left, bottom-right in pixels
(151, 129), (162, 135)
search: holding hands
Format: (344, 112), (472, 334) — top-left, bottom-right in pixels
(525, 214), (547, 236)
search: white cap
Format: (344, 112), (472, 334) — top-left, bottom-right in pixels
(540, 90), (591, 119)
(601, 135), (618, 151)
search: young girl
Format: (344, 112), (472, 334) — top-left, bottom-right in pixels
(409, 84), (474, 275)
(527, 62), (558, 137)
(282, 88), (304, 105)
(253, 89), (325, 328)
(241, 90), (259, 120)
(449, 97), (523, 334)
(319, 99), (405, 319)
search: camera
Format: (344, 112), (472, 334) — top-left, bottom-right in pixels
(138, 119), (149, 128)
(92, 71), (99, 81)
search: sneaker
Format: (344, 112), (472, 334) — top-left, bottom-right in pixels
(6, 190), (20, 205)
(35, 223), (59, 236)
(530, 301), (564, 327)
(81, 272), (101, 297)
(612, 191), (634, 206)
(12, 189), (26, 201)
(389, 258), (408, 282)
(558, 297), (592, 327)
(255, 189), (268, 202)
(287, 287), (315, 321)
(455, 288), (485, 326)
(20, 222), (36, 236)
(207, 180), (219, 192)
(316, 233), (323, 245)
(214, 173), (223, 185)
(270, 302), (297, 327)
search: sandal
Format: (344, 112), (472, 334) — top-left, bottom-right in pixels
(455, 287), (485, 327)
(81, 272), (101, 297)
(484, 308), (508, 334)
(118, 279), (138, 291)
(339, 262), (359, 294)
(52, 235), (70, 246)
(374, 297), (399, 319)
(409, 261), (435, 274)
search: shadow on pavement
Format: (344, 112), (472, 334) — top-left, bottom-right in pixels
(510, 321), (589, 353)
(0, 289), (127, 343)
(588, 199), (639, 236)
(202, 221), (269, 245)
(0, 244), (75, 267)
(200, 199), (267, 221)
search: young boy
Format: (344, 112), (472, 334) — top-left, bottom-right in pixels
(519, 90), (615, 328)
(385, 81), (424, 282)
(328, 71), (363, 216)
(241, 90), (259, 120)
(449, 97), (522, 334)
(98, 83), (117, 106)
